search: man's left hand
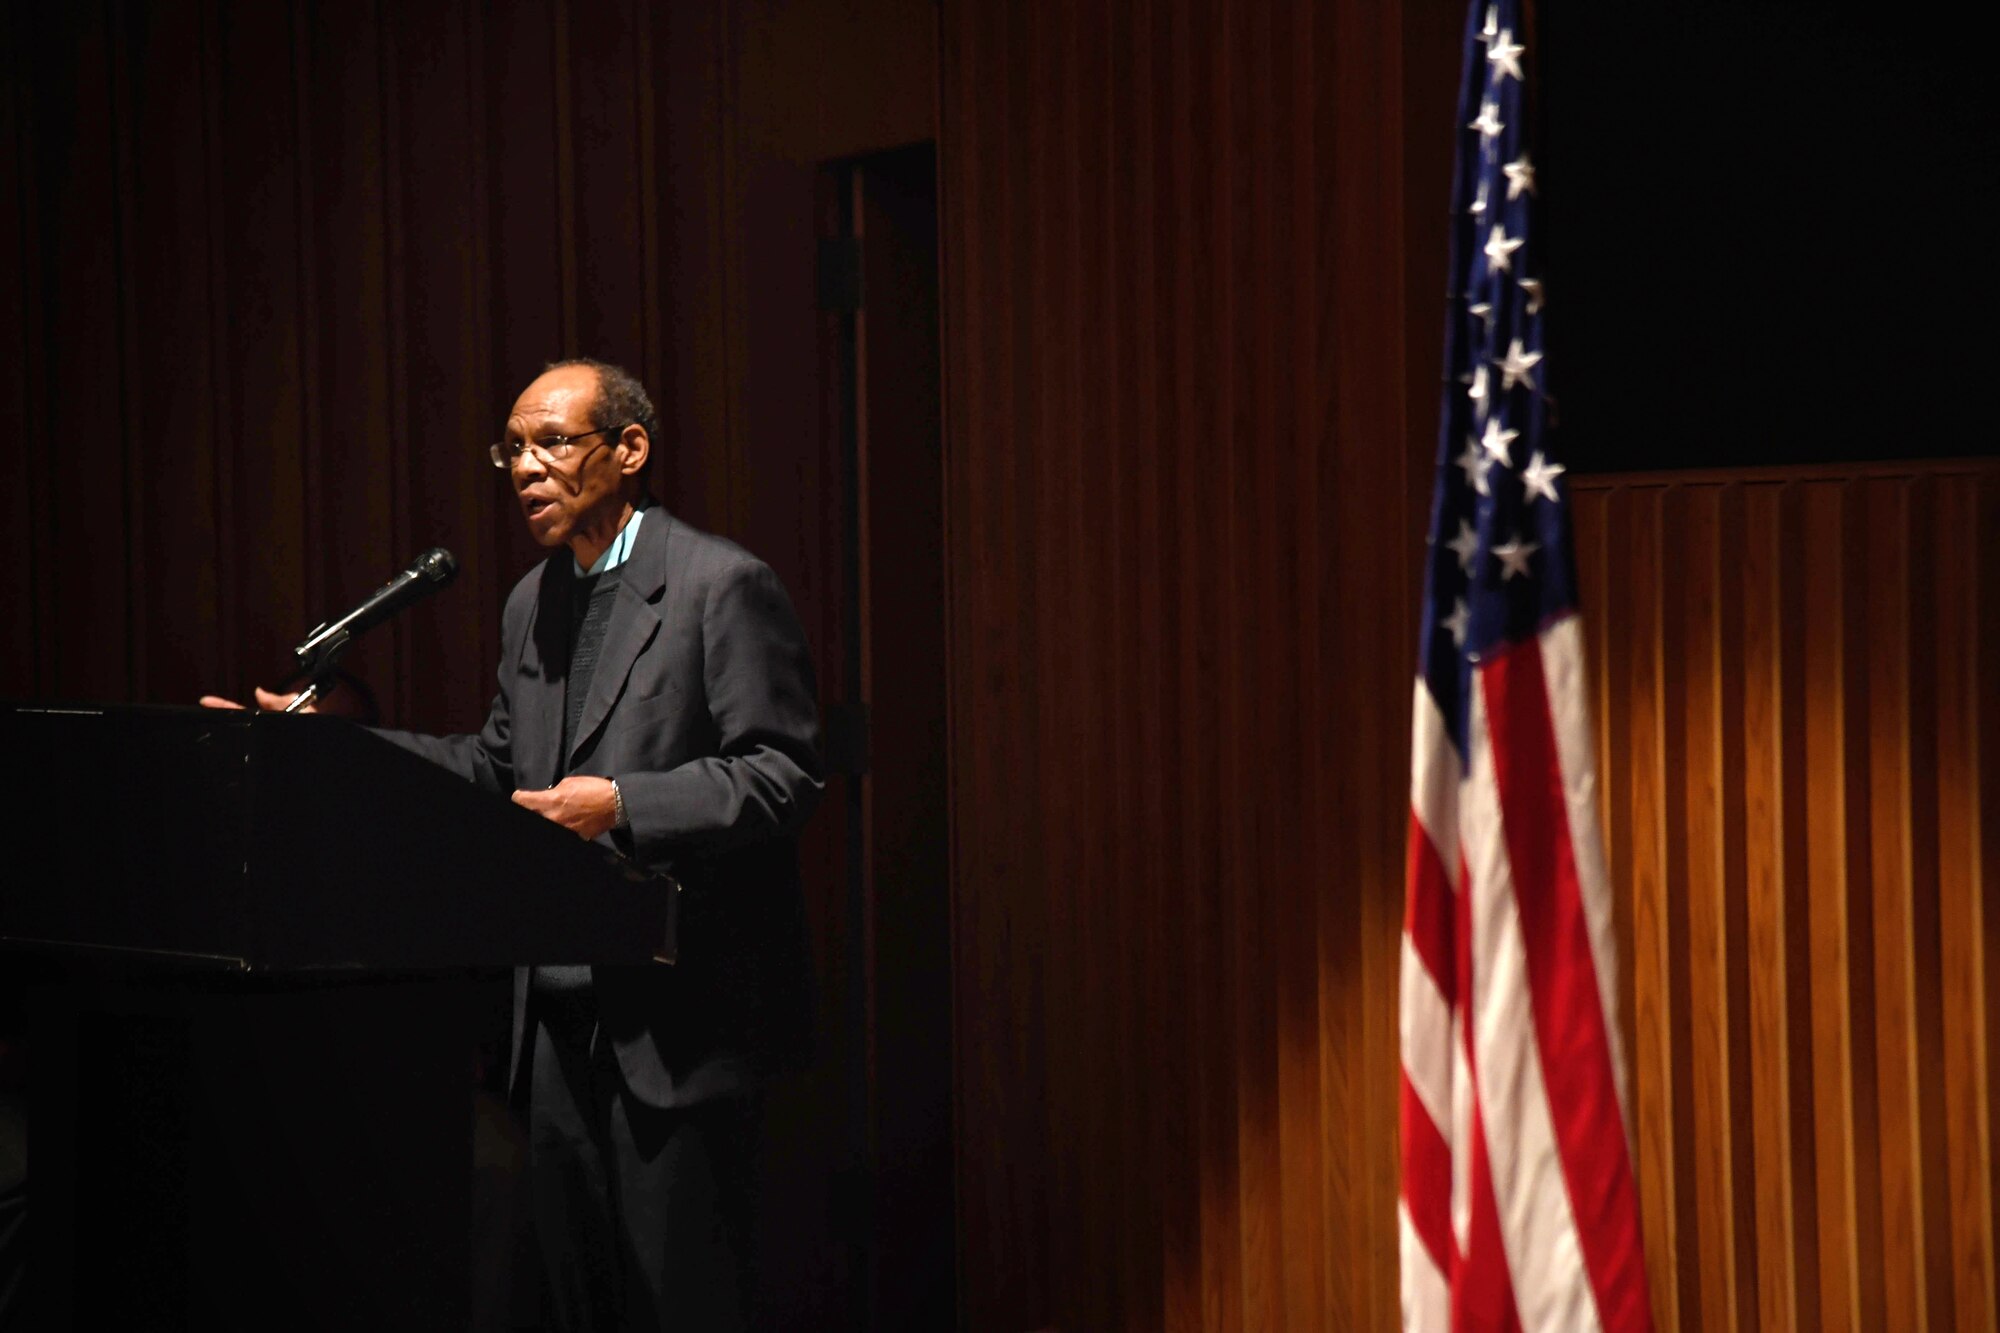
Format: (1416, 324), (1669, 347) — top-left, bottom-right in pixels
(513, 776), (619, 841)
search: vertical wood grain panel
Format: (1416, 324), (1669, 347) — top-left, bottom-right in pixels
(944, 445), (1994, 1330)
(1100, 8), (1156, 1322)
(1936, 473), (1997, 1330)
(1717, 482), (1761, 1328)
(1840, 480), (1890, 1333)
(1741, 481), (1801, 1332)
(564, 0), (647, 362)
(299, 0), (401, 715)
(107, 0), (148, 696)
(1864, 477), (1926, 1327)
(1985, 472), (2000, 1333)
(373, 0), (414, 724)
(652, 0), (727, 530)
(1149, 4), (1201, 1327)
(1270, 1), (1328, 1326)
(392, 0), (493, 734)
(215, 3), (310, 691)
(33, 1), (134, 701)
(1900, 477), (1957, 1332)
(1566, 464), (1998, 1332)
(1678, 485), (1740, 1329)
(0, 4), (34, 697)
(939, 0), (1458, 1325)
(1802, 481), (1862, 1330)
(1128, 9), (1181, 1329)
(1780, 477), (1827, 1333)
(116, 0), (225, 705)
(1619, 486), (1684, 1332)
(1185, 2), (1236, 1325)
(1657, 483), (1703, 1329)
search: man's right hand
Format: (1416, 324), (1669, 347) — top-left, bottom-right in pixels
(198, 688), (318, 713)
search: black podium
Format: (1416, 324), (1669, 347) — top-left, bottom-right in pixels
(0, 703), (679, 1329)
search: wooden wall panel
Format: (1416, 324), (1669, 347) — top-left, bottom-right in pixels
(5, 0), (933, 736)
(1569, 463), (1999, 1331)
(942, 8), (1995, 1329)
(30, 0), (135, 703)
(940, 1), (1458, 1328)
(0, 6), (33, 700)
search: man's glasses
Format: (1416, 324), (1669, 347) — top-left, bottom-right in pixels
(488, 427), (620, 470)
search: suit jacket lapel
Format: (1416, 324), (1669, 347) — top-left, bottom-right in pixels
(566, 508), (671, 770)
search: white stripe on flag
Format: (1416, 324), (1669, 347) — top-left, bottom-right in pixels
(1400, 1199), (1452, 1331)
(1451, 1012), (1473, 1257)
(1541, 615), (1636, 1134)
(1464, 679), (1603, 1332)
(1400, 935), (1454, 1134)
(1409, 680), (1462, 870)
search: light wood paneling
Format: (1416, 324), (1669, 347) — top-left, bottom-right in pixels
(1571, 463), (1999, 1331)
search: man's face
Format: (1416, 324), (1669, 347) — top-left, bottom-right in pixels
(503, 365), (632, 551)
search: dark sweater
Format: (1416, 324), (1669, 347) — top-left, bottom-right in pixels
(535, 564), (625, 995)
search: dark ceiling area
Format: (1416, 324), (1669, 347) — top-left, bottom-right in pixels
(1541, 1), (1992, 472)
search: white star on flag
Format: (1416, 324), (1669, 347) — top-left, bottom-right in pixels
(1480, 417), (1519, 467)
(1518, 277), (1544, 315)
(1447, 519), (1480, 572)
(1497, 337), (1542, 390)
(1503, 153), (1536, 199)
(1455, 437), (1493, 495)
(1487, 29), (1524, 82)
(1466, 364), (1490, 417)
(1483, 225), (1522, 273)
(1470, 101), (1504, 140)
(1491, 534), (1539, 580)
(1441, 598), (1471, 646)
(1522, 450), (1566, 503)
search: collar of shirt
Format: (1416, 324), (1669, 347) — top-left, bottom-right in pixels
(574, 504), (649, 577)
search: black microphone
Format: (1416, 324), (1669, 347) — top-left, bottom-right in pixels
(294, 547), (459, 674)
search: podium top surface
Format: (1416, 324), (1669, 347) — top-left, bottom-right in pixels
(1, 701), (676, 970)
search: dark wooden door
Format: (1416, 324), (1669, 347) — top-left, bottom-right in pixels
(820, 143), (954, 1331)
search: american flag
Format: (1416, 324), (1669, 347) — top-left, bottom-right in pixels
(1398, 3), (1653, 1330)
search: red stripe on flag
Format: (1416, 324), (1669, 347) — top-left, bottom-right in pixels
(1480, 638), (1651, 1332)
(1454, 1033), (1521, 1333)
(1401, 1069), (1455, 1276)
(1406, 809), (1457, 1005)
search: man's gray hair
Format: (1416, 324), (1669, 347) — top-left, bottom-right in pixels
(543, 356), (660, 453)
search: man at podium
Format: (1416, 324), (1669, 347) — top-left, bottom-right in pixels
(209, 358), (823, 1332)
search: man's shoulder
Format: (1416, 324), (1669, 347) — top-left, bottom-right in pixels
(661, 515), (766, 579)
(632, 510), (780, 588)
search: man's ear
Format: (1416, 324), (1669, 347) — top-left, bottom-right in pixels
(618, 424), (650, 477)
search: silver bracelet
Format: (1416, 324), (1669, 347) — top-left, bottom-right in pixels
(611, 778), (629, 829)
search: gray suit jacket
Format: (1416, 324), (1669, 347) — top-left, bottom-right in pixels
(379, 508), (823, 1107)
